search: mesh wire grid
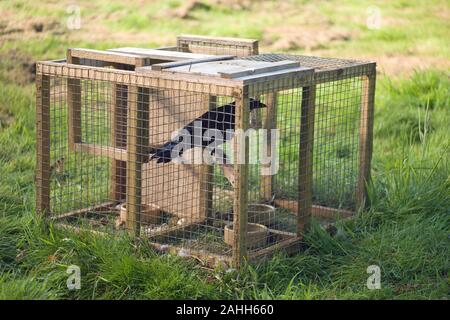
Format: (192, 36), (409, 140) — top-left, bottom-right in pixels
(36, 42), (374, 265)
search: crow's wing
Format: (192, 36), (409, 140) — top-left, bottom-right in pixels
(150, 103), (236, 163)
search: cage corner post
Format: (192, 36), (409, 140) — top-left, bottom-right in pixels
(357, 65), (376, 211)
(251, 39), (259, 55)
(36, 72), (51, 217)
(109, 58), (147, 203)
(232, 86), (250, 268)
(66, 50), (82, 152)
(125, 84), (149, 236)
(297, 84), (317, 237)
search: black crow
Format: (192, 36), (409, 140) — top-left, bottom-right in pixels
(149, 98), (266, 163)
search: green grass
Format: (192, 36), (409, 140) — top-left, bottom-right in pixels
(1, 70), (448, 300)
(0, 0), (449, 300)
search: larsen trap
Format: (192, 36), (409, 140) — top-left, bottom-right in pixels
(35, 35), (376, 267)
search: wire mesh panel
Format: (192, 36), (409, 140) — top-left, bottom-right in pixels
(177, 35), (259, 57)
(313, 77), (362, 210)
(244, 53), (376, 214)
(45, 75), (120, 229)
(36, 61), (249, 266)
(243, 79), (309, 257)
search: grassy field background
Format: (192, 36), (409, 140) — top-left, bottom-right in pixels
(0, 0), (449, 299)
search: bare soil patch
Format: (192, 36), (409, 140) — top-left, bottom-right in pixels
(0, 110), (14, 129)
(163, 0), (211, 19)
(0, 49), (36, 85)
(264, 25), (354, 52)
(0, 15), (63, 39)
(370, 54), (450, 76)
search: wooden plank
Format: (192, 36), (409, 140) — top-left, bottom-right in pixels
(151, 55), (235, 71)
(313, 62), (376, 84)
(66, 52), (82, 151)
(39, 59), (374, 95)
(73, 142), (127, 160)
(232, 88), (249, 268)
(39, 61), (243, 96)
(261, 92), (277, 200)
(274, 199), (354, 219)
(357, 72), (376, 210)
(148, 241), (232, 268)
(49, 201), (116, 221)
(297, 85), (316, 236)
(69, 48), (140, 66)
(268, 228), (297, 239)
(143, 218), (203, 237)
(248, 237), (301, 261)
(70, 48), (166, 68)
(142, 162), (207, 220)
(35, 73), (51, 216)
(219, 61), (301, 79)
(69, 48), (164, 67)
(107, 47), (212, 60)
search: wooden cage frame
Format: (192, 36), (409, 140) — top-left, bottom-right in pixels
(35, 35), (376, 268)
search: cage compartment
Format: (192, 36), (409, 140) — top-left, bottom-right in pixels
(35, 35), (376, 268)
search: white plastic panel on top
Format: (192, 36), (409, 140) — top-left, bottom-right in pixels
(162, 59), (303, 79)
(107, 47), (213, 61)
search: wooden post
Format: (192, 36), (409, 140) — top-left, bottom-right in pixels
(261, 92), (277, 200)
(125, 85), (149, 235)
(109, 58), (146, 202)
(251, 41), (259, 55)
(200, 95), (216, 220)
(67, 51), (82, 151)
(109, 84), (128, 201)
(36, 74), (51, 216)
(298, 85), (316, 236)
(357, 72), (376, 210)
(232, 88), (249, 268)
